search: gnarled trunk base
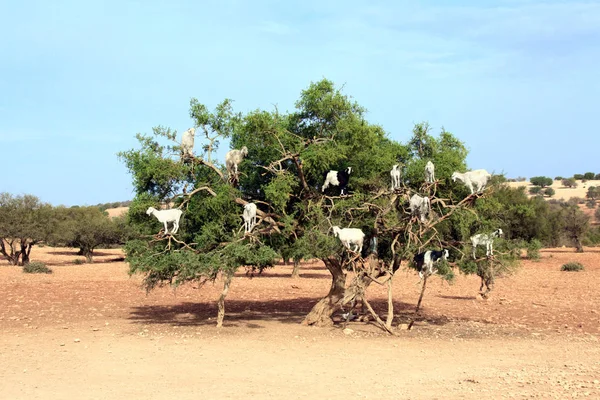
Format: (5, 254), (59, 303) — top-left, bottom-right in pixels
(302, 258), (346, 326)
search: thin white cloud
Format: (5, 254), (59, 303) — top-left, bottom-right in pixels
(257, 20), (294, 35)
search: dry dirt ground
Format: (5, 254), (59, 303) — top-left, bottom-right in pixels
(1, 247), (600, 399)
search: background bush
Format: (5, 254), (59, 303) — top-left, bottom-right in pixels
(529, 186), (542, 195)
(561, 262), (584, 272)
(23, 262), (52, 274)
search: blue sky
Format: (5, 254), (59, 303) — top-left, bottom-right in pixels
(1, 0), (599, 206)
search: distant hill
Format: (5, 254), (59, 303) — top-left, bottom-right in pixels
(506, 179), (599, 202)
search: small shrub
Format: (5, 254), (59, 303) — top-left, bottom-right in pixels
(567, 197), (585, 205)
(23, 262), (52, 274)
(544, 187), (555, 197)
(517, 177), (527, 182)
(73, 259), (85, 265)
(595, 207), (600, 221)
(526, 239), (542, 260)
(574, 174), (584, 180)
(585, 199), (596, 209)
(561, 262), (584, 272)
(562, 178), (578, 188)
(595, 173), (600, 180)
(529, 186), (542, 195)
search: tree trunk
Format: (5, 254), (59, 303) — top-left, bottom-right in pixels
(0, 239), (20, 265)
(18, 240), (35, 266)
(575, 237), (584, 253)
(291, 258), (301, 279)
(302, 257), (346, 326)
(216, 272), (233, 328)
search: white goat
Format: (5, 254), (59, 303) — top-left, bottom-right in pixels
(181, 128), (195, 159)
(409, 194), (430, 223)
(243, 203), (257, 233)
(451, 169), (492, 194)
(225, 146), (248, 177)
(471, 228), (503, 259)
(390, 164), (401, 190)
(425, 161), (435, 183)
(146, 207), (183, 234)
(332, 225), (365, 254)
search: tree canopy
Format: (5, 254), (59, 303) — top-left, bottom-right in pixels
(119, 79), (518, 330)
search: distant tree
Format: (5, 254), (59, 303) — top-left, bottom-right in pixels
(585, 199), (596, 209)
(595, 173), (600, 180)
(0, 193), (55, 265)
(517, 177), (527, 182)
(574, 174), (584, 180)
(554, 176), (563, 181)
(544, 187), (555, 197)
(562, 178), (578, 188)
(586, 186), (599, 201)
(530, 176), (553, 188)
(583, 172), (595, 180)
(529, 186), (542, 195)
(52, 207), (125, 263)
(562, 205), (590, 252)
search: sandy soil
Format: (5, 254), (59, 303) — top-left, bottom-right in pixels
(2, 247), (600, 399)
(105, 206), (128, 218)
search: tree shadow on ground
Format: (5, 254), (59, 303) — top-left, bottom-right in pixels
(44, 256), (125, 267)
(48, 250), (119, 257)
(236, 272), (329, 280)
(437, 295), (478, 301)
(128, 297), (461, 329)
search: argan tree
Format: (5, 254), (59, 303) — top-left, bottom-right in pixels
(51, 206), (127, 262)
(530, 176), (553, 188)
(0, 193), (54, 266)
(120, 79), (516, 331)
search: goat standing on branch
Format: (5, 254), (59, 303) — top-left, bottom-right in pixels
(471, 228), (503, 258)
(332, 225), (364, 254)
(425, 161), (435, 183)
(180, 127), (195, 160)
(225, 146), (248, 182)
(390, 164), (401, 190)
(322, 167), (352, 195)
(242, 203), (257, 233)
(413, 249), (449, 279)
(451, 169), (492, 194)
(409, 194), (431, 223)
(146, 207), (183, 235)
